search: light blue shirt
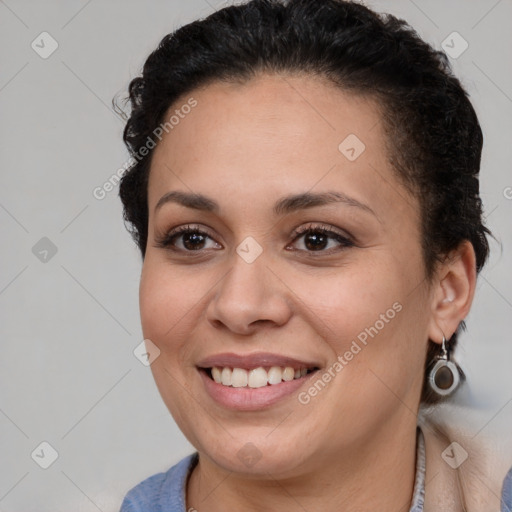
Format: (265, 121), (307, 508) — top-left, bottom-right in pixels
(502, 466), (512, 512)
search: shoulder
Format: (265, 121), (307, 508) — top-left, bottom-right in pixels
(501, 466), (512, 512)
(119, 452), (199, 512)
(419, 407), (511, 512)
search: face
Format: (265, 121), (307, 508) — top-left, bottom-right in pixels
(140, 73), (433, 477)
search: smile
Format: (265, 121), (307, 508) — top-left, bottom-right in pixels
(206, 365), (318, 388)
(197, 365), (320, 410)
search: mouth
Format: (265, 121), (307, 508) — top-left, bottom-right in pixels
(198, 365), (320, 388)
(195, 352), (322, 410)
(197, 365), (321, 410)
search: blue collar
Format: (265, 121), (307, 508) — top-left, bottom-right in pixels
(410, 426), (426, 511)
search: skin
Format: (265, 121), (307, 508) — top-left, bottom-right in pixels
(139, 73), (476, 511)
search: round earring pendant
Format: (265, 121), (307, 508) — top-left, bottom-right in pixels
(429, 359), (460, 396)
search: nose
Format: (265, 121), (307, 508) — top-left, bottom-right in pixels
(206, 252), (293, 335)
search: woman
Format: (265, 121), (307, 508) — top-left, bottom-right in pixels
(116, 0), (512, 510)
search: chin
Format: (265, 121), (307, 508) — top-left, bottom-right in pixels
(194, 433), (313, 477)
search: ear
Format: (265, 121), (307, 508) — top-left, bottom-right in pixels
(427, 240), (477, 344)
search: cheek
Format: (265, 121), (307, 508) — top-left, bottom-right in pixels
(292, 258), (426, 392)
(138, 259), (205, 428)
(139, 256), (204, 339)
(289, 262), (400, 341)
(284, 264), (425, 443)
(139, 264), (169, 340)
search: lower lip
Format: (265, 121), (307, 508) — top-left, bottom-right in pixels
(198, 369), (318, 411)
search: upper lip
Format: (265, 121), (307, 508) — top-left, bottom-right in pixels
(196, 352), (321, 370)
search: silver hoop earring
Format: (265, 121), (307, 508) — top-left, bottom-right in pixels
(428, 335), (461, 396)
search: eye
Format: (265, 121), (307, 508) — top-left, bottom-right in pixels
(154, 225), (221, 252)
(154, 223), (354, 255)
(288, 223), (354, 254)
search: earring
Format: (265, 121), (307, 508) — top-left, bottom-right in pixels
(428, 335), (461, 396)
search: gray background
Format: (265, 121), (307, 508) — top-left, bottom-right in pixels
(0, 0), (511, 510)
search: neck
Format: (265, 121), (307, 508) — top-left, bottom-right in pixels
(186, 419), (418, 512)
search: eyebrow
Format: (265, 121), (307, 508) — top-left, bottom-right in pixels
(155, 190), (378, 218)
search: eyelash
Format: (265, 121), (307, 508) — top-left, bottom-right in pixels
(154, 223), (354, 255)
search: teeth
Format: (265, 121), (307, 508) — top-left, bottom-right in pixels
(268, 366), (283, 385)
(209, 366), (313, 388)
(212, 367), (222, 383)
(231, 368), (248, 388)
(282, 367), (295, 381)
(221, 367), (232, 386)
(248, 367), (268, 388)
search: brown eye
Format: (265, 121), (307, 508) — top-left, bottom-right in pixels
(302, 231), (329, 251)
(155, 225), (221, 252)
(290, 225), (354, 253)
(180, 231), (208, 250)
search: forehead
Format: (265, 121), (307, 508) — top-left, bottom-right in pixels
(147, 73), (416, 224)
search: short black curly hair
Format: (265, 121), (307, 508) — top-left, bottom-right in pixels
(116, 0), (492, 404)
